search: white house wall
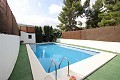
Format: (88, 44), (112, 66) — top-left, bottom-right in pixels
(20, 31), (36, 43)
(0, 34), (20, 80)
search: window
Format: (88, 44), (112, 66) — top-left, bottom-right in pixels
(28, 35), (32, 39)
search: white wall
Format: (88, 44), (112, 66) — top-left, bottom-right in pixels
(0, 34), (20, 80)
(57, 38), (120, 53)
(20, 31), (36, 43)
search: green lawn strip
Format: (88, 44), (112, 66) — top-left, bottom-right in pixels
(58, 42), (119, 54)
(8, 44), (33, 80)
(84, 55), (120, 80)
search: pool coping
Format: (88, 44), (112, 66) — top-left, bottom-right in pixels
(26, 43), (117, 80)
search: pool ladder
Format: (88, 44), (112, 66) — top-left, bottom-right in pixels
(48, 60), (57, 80)
(58, 57), (70, 77)
(48, 57), (70, 80)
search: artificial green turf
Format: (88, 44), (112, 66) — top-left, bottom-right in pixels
(8, 44), (33, 80)
(84, 55), (120, 80)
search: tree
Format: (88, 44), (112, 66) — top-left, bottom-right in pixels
(38, 27), (43, 42)
(98, 0), (120, 26)
(58, 0), (83, 31)
(35, 26), (38, 43)
(43, 25), (50, 42)
(84, 0), (103, 28)
(52, 29), (62, 41)
(35, 26), (42, 43)
(43, 25), (55, 42)
(49, 26), (54, 42)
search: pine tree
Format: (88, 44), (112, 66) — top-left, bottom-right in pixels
(98, 0), (120, 26)
(58, 0), (83, 31)
(84, 0), (103, 28)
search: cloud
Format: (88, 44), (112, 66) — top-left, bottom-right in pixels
(49, 4), (62, 14)
(7, 0), (30, 15)
(16, 15), (60, 28)
(38, 2), (41, 7)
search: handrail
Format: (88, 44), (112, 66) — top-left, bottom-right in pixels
(58, 57), (70, 76)
(48, 60), (57, 80)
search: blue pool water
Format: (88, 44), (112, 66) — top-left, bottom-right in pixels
(30, 43), (99, 73)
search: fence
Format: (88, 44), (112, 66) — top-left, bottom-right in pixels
(62, 26), (120, 42)
(19, 26), (35, 33)
(0, 0), (19, 35)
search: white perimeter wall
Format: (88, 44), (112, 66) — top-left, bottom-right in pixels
(20, 31), (36, 43)
(57, 38), (120, 53)
(0, 34), (20, 80)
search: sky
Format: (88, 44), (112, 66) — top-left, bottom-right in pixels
(7, 0), (96, 28)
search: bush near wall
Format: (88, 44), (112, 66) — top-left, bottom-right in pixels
(35, 26), (62, 43)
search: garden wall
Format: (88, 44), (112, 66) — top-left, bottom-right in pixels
(62, 30), (82, 39)
(0, 0), (19, 35)
(62, 26), (120, 42)
(0, 34), (20, 80)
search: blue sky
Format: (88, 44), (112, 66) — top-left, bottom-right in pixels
(7, 0), (96, 28)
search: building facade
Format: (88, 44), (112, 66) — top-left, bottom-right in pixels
(19, 26), (36, 43)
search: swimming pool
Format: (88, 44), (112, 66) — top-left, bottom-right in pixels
(30, 43), (99, 73)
